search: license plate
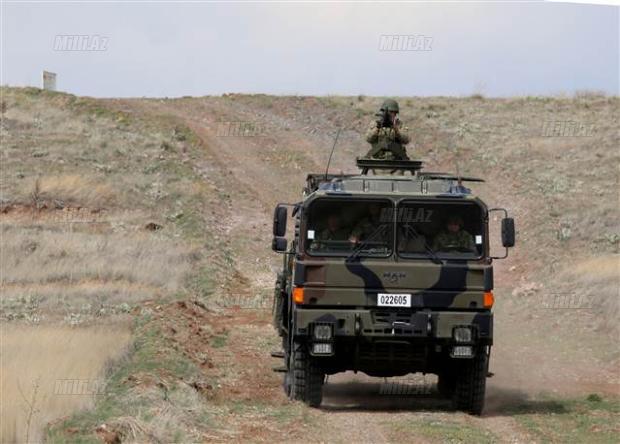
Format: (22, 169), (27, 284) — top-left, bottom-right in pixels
(377, 293), (411, 307)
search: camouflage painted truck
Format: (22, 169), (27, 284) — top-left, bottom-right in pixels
(271, 158), (515, 415)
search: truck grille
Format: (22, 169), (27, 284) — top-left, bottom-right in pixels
(373, 311), (412, 325)
(358, 340), (426, 363)
(366, 310), (428, 336)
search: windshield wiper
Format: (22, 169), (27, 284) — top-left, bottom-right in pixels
(402, 224), (443, 264)
(347, 224), (389, 261)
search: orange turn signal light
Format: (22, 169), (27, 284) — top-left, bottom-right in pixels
(483, 291), (494, 308)
(292, 287), (304, 304)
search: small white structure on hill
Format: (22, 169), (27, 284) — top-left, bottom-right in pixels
(42, 71), (57, 91)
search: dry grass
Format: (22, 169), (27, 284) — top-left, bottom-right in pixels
(31, 175), (116, 209)
(1, 87), (199, 212)
(0, 87), (211, 440)
(0, 222), (197, 322)
(570, 255), (620, 278)
(558, 255), (620, 334)
(1, 224), (192, 288)
(0, 324), (132, 443)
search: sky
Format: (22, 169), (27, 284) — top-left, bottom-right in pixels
(1, 1), (618, 97)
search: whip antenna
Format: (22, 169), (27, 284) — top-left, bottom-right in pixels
(455, 148), (462, 187)
(324, 128), (341, 180)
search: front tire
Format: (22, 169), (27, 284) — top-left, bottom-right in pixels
(288, 340), (324, 407)
(272, 273), (286, 333)
(452, 348), (488, 415)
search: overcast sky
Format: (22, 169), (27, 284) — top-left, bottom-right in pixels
(2, 2), (618, 97)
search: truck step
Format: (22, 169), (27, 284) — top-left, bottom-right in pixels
(270, 350), (285, 358)
(272, 365), (287, 373)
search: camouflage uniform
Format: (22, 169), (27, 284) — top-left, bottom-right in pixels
(350, 217), (386, 241)
(364, 99), (410, 161)
(365, 124), (411, 160)
(310, 227), (350, 251)
(432, 230), (476, 252)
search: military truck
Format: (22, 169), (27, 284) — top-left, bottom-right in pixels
(271, 158), (515, 415)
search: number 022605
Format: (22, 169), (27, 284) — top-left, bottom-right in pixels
(377, 293), (411, 307)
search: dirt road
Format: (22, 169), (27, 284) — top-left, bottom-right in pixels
(113, 95), (619, 443)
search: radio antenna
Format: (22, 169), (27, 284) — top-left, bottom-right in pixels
(324, 128), (341, 180)
(454, 147), (462, 187)
(454, 124), (466, 187)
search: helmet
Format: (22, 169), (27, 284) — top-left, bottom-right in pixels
(380, 99), (399, 113)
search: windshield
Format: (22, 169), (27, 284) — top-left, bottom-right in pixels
(304, 199), (484, 259)
(397, 201), (484, 259)
(305, 199), (393, 257)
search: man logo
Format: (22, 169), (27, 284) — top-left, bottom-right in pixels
(383, 272), (406, 283)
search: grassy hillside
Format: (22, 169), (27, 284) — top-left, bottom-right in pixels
(1, 87), (618, 443)
(0, 87), (220, 442)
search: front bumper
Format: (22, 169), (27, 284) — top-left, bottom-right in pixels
(294, 308), (493, 344)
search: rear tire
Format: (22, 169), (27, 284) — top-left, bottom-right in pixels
(288, 340), (324, 407)
(452, 348), (488, 415)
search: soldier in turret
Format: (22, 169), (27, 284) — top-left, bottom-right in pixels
(365, 99), (411, 160)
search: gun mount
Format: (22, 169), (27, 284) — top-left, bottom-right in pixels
(304, 158), (484, 195)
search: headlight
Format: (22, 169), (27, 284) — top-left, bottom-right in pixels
(313, 324), (333, 340)
(312, 343), (333, 354)
(451, 345), (473, 358)
(453, 327), (472, 343)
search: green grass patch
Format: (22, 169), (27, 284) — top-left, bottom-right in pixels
(385, 417), (497, 443)
(222, 400), (313, 425)
(46, 314), (215, 443)
(211, 331), (229, 348)
(184, 263), (217, 303)
(498, 394), (620, 444)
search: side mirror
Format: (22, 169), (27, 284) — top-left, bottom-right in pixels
(489, 208), (515, 259)
(501, 218), (515, 248)
(272, 237), (287, 252)
(273, 206), (287, 237)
